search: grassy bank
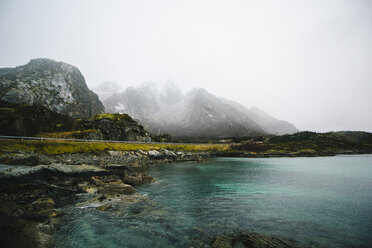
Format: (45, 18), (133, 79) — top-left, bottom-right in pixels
(0, 139), (230, 155)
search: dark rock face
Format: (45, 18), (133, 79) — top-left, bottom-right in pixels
(0, 100), (75, 137)
(0, 58), (104, 118)
(0, 100), (153, 142)
(74, 113), (153, 142)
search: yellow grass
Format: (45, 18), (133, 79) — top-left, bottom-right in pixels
(41, 130), (97, 139)
(0, 139), (230, 155)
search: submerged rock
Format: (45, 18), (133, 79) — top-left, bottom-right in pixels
(123, 172), (154, 186)
(29, 198), (55, 211)
(209, 233), (299, 248)
(97, 181), (137, 196)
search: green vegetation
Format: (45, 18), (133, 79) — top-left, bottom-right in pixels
(92, 113), (135, 123)
(0, 140), (230, 155)
(0, 101), (150, 141)
(0, 100), (74, 136)
(230, 131), (372, 155)
(40, 130), (98, 139)
(1, 101), (371, 156)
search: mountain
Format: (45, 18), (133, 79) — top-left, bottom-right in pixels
(0, 58), (104, 118)
(103, 82), (160, 121)
(248, 107), (298, 135)
(93, 81), (123, 102)
(94, 82), (298, 138)
(222, 99), (298, 135)
(170, 88), (265, 137)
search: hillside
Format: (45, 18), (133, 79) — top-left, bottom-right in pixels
(229, 131), (372, 156)
(0, 100), (152, 142)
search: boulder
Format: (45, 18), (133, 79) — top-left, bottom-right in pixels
(26, 197), (63, 222)
(148, 150), (162, 158)
(97, 181), (136, 196)
(159, 149), (177, 158)
(123, 173), (154, 186)
(29, 198), (55, 211)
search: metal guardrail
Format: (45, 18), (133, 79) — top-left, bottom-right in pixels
(0, 135), (227, 146)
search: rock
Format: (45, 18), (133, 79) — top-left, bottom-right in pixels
(0, 154), (41, 166)
(29, 198), (55, 211)
(148, 150), (162, 158)
(210, 233), (298, 248)
(26, 197), (62, 222)
(176, 151), (185, 157)
(96, 204), (113, 211)
(73, 113), (153, 142)
(0, 163), (108, 184)
(123, 173), (154, 186)
(108, 150), (125, 157)
(97, 181), (137, 196)
(159, 149), (177, 158)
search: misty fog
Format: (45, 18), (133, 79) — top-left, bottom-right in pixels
(0, 0), (371, 132)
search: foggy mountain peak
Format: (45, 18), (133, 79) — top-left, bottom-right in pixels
(160, 81), (184, 105)
(93, 81), (298, 137)
(93, 81), (123, 101)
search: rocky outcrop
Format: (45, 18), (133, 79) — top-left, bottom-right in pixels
(0, 100), (153, 142)
(123, 172), (154, 186)
(209, 233), (299, 248)
(0, 58), (104, 118)
(97, 181), (137, 196)
(73, 113), (153, 142)
(0, 149), (212, 167)
(0, 162), (143, 248)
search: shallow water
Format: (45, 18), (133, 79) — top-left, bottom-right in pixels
(54, 155), (372, 247)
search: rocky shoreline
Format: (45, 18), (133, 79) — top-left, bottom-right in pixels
(220, 150), (370, 158)
(0, 149), (332, 247)
(0, 149), (212, 248)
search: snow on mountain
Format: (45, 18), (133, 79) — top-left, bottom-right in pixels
(93, 81), (123, 102)
(93, 81), (299, 137)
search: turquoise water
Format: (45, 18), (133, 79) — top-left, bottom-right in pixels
(54, 155), (372, 247)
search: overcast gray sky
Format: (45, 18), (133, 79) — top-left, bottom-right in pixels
(1, 0), (371, 132)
